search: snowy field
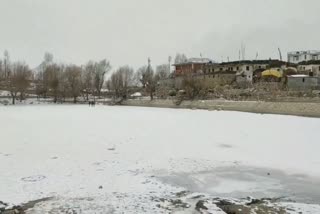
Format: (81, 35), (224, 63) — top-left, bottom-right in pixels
(1, 105), (320, 213)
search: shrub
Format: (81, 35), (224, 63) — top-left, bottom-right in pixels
(168, 90), (177, 97)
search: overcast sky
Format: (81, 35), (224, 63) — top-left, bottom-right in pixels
(0, 0), (319, 69)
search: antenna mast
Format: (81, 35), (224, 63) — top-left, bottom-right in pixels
(278, 48), (283, 61)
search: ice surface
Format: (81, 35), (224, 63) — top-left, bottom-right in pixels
(1, 105), (320, 213)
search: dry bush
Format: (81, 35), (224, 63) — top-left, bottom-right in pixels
(181, 75), (206, 99)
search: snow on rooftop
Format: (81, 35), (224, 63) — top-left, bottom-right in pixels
(174, 57), (213, 65)
(289, 74), (309, 77)
(288, 50), (320, 55)
(187, 57), (212, 63)
(131, 92), (142, 97)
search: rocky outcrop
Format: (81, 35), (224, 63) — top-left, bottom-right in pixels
(0, 198), (52, 214)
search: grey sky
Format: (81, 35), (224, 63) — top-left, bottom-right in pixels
(0, 0), (319, 69)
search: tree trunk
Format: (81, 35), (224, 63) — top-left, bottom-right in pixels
(20, 92), (24, 102)
(150, 90), (153, 100)
(12, 95), (15, 105)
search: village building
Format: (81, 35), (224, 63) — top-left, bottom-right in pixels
(288, 50), (320, 64)
(203, 60), (286, 84)
(287, 74), (320, 91)
(297, 60), (320, 77)
(170, 58), (299, 89)
(173, 58), (212, 76)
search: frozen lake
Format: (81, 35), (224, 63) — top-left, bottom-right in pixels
(1, 105), (320, 213)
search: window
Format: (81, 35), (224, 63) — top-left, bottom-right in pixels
(305, 55), (307, 60)
(236, 67), (239, 70)
(212, 68), (215, 72)
(246, 66), (250, 71)
(302, 78), (305, 83)
(258, 66), (261, 69)
(220, 68), (223, 71)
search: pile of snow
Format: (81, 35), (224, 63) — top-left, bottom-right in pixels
(289, 74), (309, 77)
(0, 90), (10, 96)
(131, 92), (142, 97)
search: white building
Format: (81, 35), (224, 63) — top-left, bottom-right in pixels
(297, 63), (320, 77)
(288, 50), (320, 64)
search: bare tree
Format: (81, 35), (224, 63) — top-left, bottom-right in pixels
(58, 69), (69, 103)
(35, 71), (47, 99)
(155, 64), (170, 80)
(0, 60), (3, 80)
(136, 63), (156, 100)
(108, 66), (134, 98)
(174, 53), (188, 64)
(35, 52), (55, 99)
(65, 65), (82, 103)
(44, 64), (63, 103)
(94, 59), (111, 97)
(44, 52), (54, 64)
(81, 61), (95, 101)
(7, 62), (32, 104)
(181, 74), (205, 99)
(39, 52), (54, 72)
(3, 50), (10, 79)
(135, 66), (148, 87)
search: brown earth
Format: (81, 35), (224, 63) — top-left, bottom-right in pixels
(122, 99), (320, 118)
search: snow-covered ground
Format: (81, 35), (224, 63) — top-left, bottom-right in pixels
(1, 105), (320, 213)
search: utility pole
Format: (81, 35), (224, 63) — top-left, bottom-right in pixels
(168, 56), (172, 75)
(241, 43), (246, 61)
(148, 57), (151, 72)
(278, 48), (283, 61)
(147, 57), (154, 100)
(4, 50), (10, 79)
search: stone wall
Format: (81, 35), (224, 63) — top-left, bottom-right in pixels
(122, 99), (320, 118)
(159, 74), (235, 90)
(287, 77), (320, 91)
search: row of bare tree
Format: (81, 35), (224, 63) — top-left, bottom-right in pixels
(35, 59), (111, 103)
(0, 51), (177, 104)
(0, 51), (32, 104)
(0, 51), (112, 104)
(107, 61), (172, 100)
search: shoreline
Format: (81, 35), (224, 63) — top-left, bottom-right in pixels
(121, 99), (320, 118)
(2, 97), (320, 118)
